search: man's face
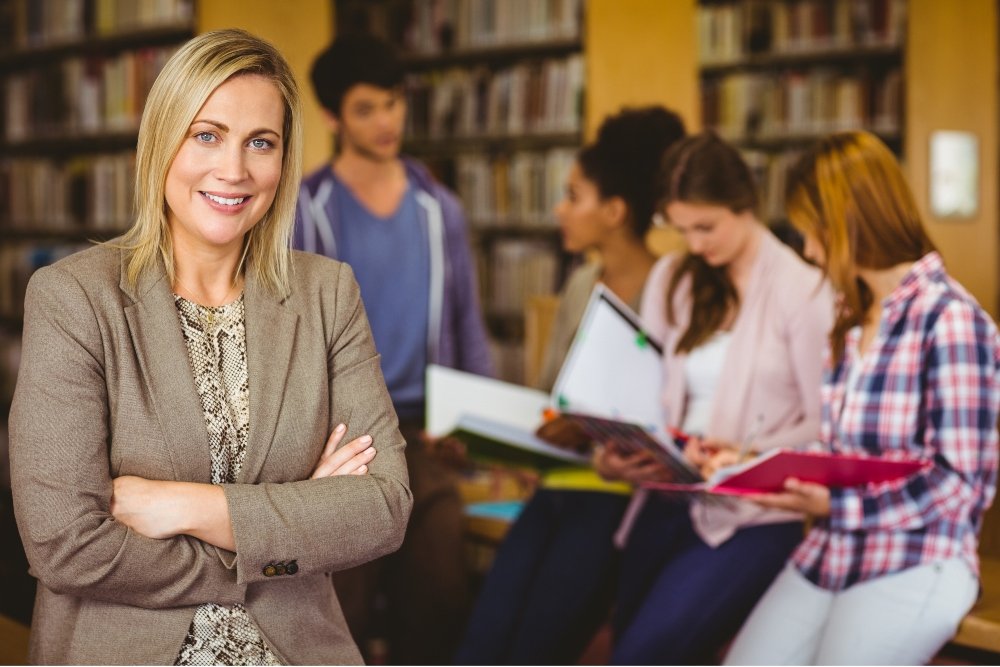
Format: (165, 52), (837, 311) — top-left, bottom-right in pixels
(331, 83), (406, 162)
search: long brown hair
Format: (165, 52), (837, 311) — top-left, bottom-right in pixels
(786, 131), (936, 364)
(659, 132), (759, 353)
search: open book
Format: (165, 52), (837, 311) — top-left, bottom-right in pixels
(426, 284), (683, 471)
(642, 449), (928, 497)
(425, 364), (589, 469)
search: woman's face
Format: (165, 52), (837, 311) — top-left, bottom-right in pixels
(164, 74), (284, 258)
(553, 163), (614, 254)
(664, 200), (755, 267)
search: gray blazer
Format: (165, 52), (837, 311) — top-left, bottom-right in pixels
(9, 244), (412, 665)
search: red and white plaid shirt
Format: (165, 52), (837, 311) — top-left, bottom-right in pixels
(792, 252), (1000, 591)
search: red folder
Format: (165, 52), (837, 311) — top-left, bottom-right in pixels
(643, 449), (928, 497)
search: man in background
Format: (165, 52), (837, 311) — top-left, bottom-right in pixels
(294, 33), (494, 664)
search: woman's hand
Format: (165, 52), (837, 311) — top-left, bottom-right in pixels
(310, 423), (376, 479)
(749, 478), (831, 517)
(683, 437), (747, 480)
(110, 476), (189, 539)
(593, 444), (671, 484)
(423, 433), (471, 470)
(536, 416), (591, 453)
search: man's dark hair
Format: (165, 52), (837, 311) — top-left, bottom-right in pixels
(310, 33), (405, 117)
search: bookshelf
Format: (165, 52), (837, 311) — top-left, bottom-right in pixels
(0, 0), (196, 414)
(337, 0), (585, 383)
(697, 0), (906, 234)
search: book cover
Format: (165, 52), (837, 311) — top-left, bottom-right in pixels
(643, 448), (927, 497)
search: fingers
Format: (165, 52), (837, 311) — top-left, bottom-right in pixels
(320, 424), (347, 461)
(310, 432), (374, 479)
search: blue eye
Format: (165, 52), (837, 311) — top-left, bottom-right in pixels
(249, 138), (272, 150)
(195, 131), (216, 143)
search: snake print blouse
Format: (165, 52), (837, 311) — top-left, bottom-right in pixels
(172, 294), (281, 666)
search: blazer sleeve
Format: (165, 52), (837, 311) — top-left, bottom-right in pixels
(9, 266), (246, 609)
(222, 264), (413, 585)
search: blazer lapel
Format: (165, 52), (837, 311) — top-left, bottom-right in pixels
(239, 272), (298, 483)
(121, 255), (213, 483)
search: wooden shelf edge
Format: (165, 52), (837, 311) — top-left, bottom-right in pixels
(700, 42), (903, 75)
(402, 37), (583, 70)
(0, 23), (194, 68)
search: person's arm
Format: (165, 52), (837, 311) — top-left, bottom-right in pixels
(110, 426), (378, 550)
(442, 192), (495, 377)
(825, 301), (999, 532)
(9, 266), (246, 609)
(220, 264), (413, 585)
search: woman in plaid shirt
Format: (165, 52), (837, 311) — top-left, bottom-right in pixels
(726, 131), (1000, 665)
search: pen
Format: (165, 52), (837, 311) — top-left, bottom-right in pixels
(667, 426), (691, 446)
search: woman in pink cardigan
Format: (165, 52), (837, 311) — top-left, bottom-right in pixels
(594, 132), (833, 664)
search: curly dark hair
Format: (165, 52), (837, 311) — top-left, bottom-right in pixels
(577, 106), (686, 238)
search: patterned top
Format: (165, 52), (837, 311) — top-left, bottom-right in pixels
(792, 252), (1000, 591)
(172, 294), (281, 666)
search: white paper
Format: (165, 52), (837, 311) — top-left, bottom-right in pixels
(551, 285), (667, 438)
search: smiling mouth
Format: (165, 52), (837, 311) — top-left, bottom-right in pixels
(201, 192), (249, 206)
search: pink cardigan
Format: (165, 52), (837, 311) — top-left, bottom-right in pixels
(616, 228), (834, 547)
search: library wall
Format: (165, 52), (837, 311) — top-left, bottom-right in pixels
(906, 0), (999, 318)
(585, 0), (699, 256)
(197, 0), (334, 173)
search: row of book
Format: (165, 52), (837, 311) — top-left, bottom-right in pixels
(701, 68), (902, 143)
(4, 45), (176, 142)
(456, 148), (574, 228)
(403, 0), (582, 54)
(8, 0), (193, 49)
(485, 239), (560, 317)
(0, 153), (135, 231)
(0, 242), (88, 320)
(743, 149), (805, 223)
(488, 337), (526, 386)
(404, 54), (584, 139)
(699, 0), (906, 64)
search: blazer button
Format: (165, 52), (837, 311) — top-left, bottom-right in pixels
(274, 563), (287, 576)
(262, 564), (277, 577)
(286, 560), (298, 575)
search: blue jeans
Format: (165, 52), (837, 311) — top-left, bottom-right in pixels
(613, 495), (803, 665)
(455, 489), (630, 665)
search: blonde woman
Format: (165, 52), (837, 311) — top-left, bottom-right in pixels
(10, 29), (411, 664)
(726, 131), (1000, 665)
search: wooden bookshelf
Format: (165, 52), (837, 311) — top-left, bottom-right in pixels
(698, 0), (906, 227)
(0, 23), (194, 68)
(400, 37), (583, 70)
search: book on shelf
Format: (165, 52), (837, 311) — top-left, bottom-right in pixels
(0, 241), (88, 319)
(698, 0), (906, 65)
(12, 0), (193, 49)
(1, 153), (135, 231)
(457, 148), (574, 228)
(643, 448), (927, 497)
(487, 239), (560, 318)
(403, 54), (584, 140)
(401, 0), (582, 54)
(3, 45), (177, 142)
(427, 284), (695, 476)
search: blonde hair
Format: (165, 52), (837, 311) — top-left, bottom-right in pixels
(786, 130), (936, 363)
(118, 28), (303, 296)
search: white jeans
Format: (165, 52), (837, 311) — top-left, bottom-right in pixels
(724, 559), (979, 666)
